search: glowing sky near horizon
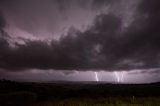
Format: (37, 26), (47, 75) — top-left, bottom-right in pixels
(0, 69), (160, 83)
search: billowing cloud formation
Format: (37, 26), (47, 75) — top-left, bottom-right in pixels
(0, 10), (9, 51)
(0, 0), (160, 72)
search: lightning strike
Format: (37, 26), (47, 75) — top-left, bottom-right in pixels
(94, 72), (99, 82)
(114, 71), (125, 83)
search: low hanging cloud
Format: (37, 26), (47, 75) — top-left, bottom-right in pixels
(0, 0), (160, 72)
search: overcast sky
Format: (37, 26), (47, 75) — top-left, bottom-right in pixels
(0, 0), (160, 83)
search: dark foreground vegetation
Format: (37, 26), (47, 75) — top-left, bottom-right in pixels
(0, 80), (160, 106)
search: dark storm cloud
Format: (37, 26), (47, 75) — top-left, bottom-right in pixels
(0, 12), (5, 30)
(92, 0), (118, 9)
(0, 10), (9, 49)
(0, 0), (160, 72)
(0, 13), (123, 70)
(117, 0), (160, 69)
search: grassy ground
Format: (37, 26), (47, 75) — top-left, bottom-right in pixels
(32, 97), (160, 106)
(1, 80), (160, 106)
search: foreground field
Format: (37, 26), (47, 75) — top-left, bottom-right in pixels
(32, 97), (160, 106)
(1, 80), (160, 106)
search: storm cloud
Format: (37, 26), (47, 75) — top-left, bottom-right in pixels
(0, 0), (160, 72)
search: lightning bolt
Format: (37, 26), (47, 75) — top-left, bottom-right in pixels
(114, 71), (125, 83)
(94, 72), (99, 81)
(114, 72), (120, 82)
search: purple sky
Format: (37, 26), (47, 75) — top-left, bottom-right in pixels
(0, 0), (160, 83)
